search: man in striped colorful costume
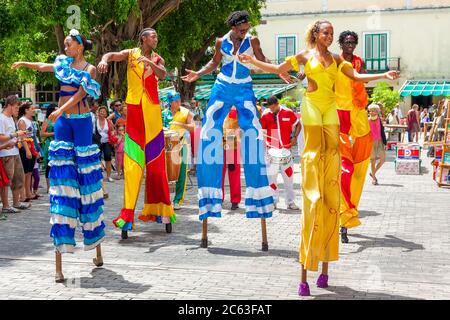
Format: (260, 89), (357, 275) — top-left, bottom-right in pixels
(98, 28), (175, 238)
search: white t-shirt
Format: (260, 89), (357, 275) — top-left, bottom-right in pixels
(97, 119), (109, 144)
(0, 113), (19, 157)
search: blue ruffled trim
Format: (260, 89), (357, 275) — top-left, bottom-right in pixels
(50, 204), (78, 218)
(199, 197), (222, 208)
(246, 212), (273, 219)
(78, 169), (103, 186)
(49, 140), (74, 150)
(75, 145), (100, 154)
(199, 212), (222, 221)
(79, 207), (103, 224)
(77, 155), (101, 166)
(83, 233), (105, 247)
(80, 198), (103, 214)
(54, 55), (101, 99)
(49, 148), (75, 160)
(49, 166), (78, 180)
(50, 195), (81, 209)
(53, 236), (76, 247)
(80, 181), (102, 195)
(82, 222), (105, 240)
(50, 224), (75, 238)
(50, 178), (78, 188)
(245, 197), (274, 207)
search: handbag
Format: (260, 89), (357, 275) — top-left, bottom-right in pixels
(92, 119), (101, 146)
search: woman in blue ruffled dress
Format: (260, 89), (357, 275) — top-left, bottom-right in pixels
(12, 29), (105, 282)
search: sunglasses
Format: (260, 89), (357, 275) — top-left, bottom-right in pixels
(344, 41), (357, 45)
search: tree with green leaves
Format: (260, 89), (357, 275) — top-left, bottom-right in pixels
(370, 82), (402, 114)
(1, 0), (182, 99)
(155, 0), (266, 100)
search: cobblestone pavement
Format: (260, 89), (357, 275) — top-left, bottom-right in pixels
(0, 147), (449, 300)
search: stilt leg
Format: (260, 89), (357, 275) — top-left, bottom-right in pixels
(165, 223), (172, 233)
(93, 244), (104, 267)
(201, 219), (208, 248)
(261, 218), (268, 251)
(121, 230), (128, 239)
(55, 251), (65, 283)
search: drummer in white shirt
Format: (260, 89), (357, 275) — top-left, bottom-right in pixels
(260, 96), (301, 210)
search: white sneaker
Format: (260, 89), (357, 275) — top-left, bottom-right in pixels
(173, 203), (181, 210)
(107, 177), (114, 182)
(288, 203), (299, 210)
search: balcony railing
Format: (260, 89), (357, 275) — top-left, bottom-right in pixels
(366, 57), (401, 73)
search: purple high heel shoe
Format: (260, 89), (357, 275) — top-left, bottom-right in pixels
(298, 282), (310, 296)
(316, 274), (329, 288)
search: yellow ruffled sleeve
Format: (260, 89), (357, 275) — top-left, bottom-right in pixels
(285, 55), (300, 72)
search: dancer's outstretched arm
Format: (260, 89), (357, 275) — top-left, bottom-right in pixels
(11, 61), (53, 72)
(181, 40), (223, 83)
(239, 51), (308, 74)
(97, 49), (130, 73)
(335, 54), (399, 82)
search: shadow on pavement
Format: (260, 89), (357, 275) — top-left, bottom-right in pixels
(349, 234), (424, 254)
(64, 267), (151, 294)
(358, 210), (381, 219)
(203, 247), (298, 259)
(313, 285), (421, 300)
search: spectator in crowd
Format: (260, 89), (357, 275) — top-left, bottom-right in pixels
(0, 95), (30, 214)
(115, 105), (127, 128)
(30, 105), (43, 198)
(368, 104), (387, 185)
(107, 99), (123, 125)
(97, 106), (115, 182)
(406, 104), (420, 143)
(114, 125), (125, 179)
(40, 104), (56, 193)
(18, 102), (39, 202)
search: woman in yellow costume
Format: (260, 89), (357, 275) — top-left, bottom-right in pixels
(240, 20), (398, 296)
(98, 28), (175, 238)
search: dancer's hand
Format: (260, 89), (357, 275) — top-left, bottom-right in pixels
(296, 71), (306, 81)
(278, 72), (294, 84)
(289, 138), (297, 147)
(5, 140), (16, 149)
(238, 54), (254, 64)
(181, 69), (200, 83)
(137, 56), (153, 66)
(48, 109), (63, 123)
(385, 70), (399, 80)
(11, 62), (24, 70)
(97, 60), (109, 73)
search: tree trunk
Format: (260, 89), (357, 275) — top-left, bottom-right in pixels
(54, 24), (66, 54)
(92, 0), (182, 102)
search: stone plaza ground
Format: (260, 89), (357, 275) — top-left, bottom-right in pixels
(0, 147), (449, 300)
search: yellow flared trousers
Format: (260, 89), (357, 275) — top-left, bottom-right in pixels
(300, 95), (340, 272)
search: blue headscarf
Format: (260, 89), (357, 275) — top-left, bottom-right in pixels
(167, 91), (181, 104)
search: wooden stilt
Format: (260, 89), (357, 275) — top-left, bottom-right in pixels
(301, 264), (307, 283)
(261, 218), (268, 251)
(322, 262), (329, 276)
(121, 230), (128, 239)
(93, 244), (104, 267)
(165, 223), (172, 233)
(55, 251), (65, 283)
(201, 218), (208, 248)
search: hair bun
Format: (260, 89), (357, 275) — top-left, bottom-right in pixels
(84, 39), (93, 51)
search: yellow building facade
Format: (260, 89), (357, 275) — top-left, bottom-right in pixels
(256, 0), (450, 109)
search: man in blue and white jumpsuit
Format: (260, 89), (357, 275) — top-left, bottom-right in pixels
(182, 11), (281, 230)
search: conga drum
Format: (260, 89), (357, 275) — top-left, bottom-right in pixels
(164, 130), (181, 192)
(223, 131), (238, 150)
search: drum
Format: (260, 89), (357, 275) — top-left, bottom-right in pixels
(164, 130), (181, 183)
(223, 133), (238, 150)
(268, 148), (292, 165)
